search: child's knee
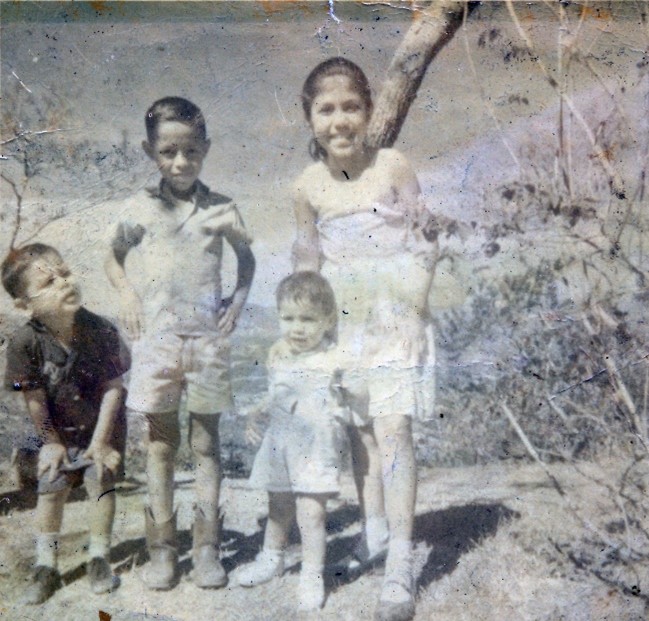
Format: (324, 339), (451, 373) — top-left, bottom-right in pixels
(148, 439), (177, 463)
(189, 414), (220, 457)
(296, 494), (327, 529)
(83, 465), (115, 497)
(374, 413), (412, 446)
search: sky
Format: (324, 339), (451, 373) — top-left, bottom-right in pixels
(1, 1), (646, 314)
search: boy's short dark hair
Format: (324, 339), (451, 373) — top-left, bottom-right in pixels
(1, 243), (62, 299)
(276, 271), (337, 317)
(145, 96), (207, 143)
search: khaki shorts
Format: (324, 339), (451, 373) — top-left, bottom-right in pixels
(127, 332), (232, 415)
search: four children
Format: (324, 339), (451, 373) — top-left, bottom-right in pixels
(2, 61), (436, 621)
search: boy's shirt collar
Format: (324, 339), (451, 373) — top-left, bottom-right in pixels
(149, 179), (211, 210)
(28, 308), (81, 335)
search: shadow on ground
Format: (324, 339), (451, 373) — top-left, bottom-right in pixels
(7, 474), (517, 599)
(325, 502), (518, 591)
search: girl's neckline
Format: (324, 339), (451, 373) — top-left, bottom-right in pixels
(325, 147), (378, 182)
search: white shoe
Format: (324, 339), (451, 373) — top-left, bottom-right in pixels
(235, 550), (284, 587)
(375, 562), (415, 621)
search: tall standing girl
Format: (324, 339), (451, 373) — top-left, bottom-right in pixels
(292, 57), (437, 621)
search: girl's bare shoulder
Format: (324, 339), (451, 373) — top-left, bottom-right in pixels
(293, 160), (328, 195)
(376, 147), (413, 172)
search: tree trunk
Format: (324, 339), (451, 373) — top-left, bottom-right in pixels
(367, 1), (476, 149)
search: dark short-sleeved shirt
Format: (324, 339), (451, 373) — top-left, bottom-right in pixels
(5, 307), (130, 439)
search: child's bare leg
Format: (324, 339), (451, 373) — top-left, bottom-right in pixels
(347, 424), (388, 560)
(147, 440), (176, 520)
(373, 414), (416, 541)
(266, 491), (296, 550)
(144, 412), (179, 590)
(146, 412), (179, 522)
(235, 491), (294, 587)
(85, 472), (116, 559)
(36, 487), (70, 567)
(372, 413), (416, 616)
(84, 471), (120, 593)
(296, 493), (328, 611)
(189, 413), (221, 522)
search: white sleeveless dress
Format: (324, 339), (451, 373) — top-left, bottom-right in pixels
(302, 151), (436, 421)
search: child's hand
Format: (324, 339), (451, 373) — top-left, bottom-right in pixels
(119, 289), (144, 339)
(216, 299), (240, 336)
(239, 394), (273, 445)
(244, 407), (268, 445)
(84, 443), (121, 479)
(38, 443), (70, 483)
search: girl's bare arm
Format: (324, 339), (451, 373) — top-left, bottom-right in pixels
(292, 187), (320, 272)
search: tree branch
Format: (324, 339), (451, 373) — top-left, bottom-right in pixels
(367, 0), (477, 149)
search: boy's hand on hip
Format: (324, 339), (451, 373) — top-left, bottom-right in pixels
(38, 443), (70, 482)
(119, 289), (144, 339)
(216, 304), (239, 335)
(84, 443), (121, 478)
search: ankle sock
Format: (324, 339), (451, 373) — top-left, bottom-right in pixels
(36, 533), (59, 569)
(88, 534), (111, 561)
(365, 515), (389, 554)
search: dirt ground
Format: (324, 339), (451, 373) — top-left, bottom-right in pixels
(0, 459), (645, 621)
(1, 4), (648, 620)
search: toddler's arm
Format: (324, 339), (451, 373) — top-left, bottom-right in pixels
(240, 395), (272, 445)
(105, 224), (145, 339)
(23, 389), (69, 482)
(219, 231), (255, 335)
(84, 377), (125, 479)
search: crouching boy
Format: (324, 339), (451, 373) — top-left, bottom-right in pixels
(2, 243), (130, 604)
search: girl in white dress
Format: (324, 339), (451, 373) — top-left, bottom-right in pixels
(292, 57), (437, 621)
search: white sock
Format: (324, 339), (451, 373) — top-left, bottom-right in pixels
(88, 534), (111, 560)
(387, 538), (412, 567)
(36, 533), (59, 569)
(365, 515), (389, 554)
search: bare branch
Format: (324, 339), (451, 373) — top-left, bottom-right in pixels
(460, 5), (521, 169)
(502, 401), (622, 549)
(505, 0), (626, 198)
(0, 127), (77, 147)
(0, 172), (24, 249)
